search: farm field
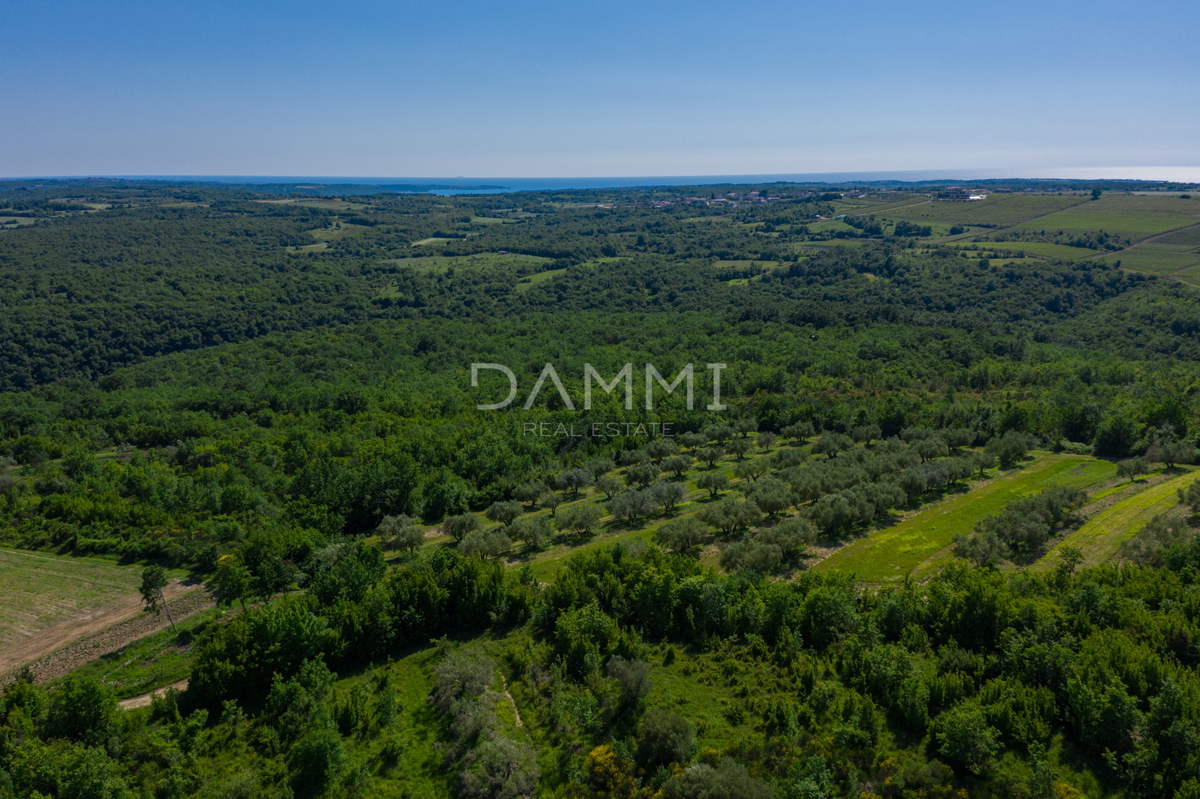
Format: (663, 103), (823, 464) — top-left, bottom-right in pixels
(1097, 243), (1200, 274)
(814, 454), (1116, 583)
(878, 194), (1085, 225)
(1035, 469), (1199, 570)
(1011, 212), (1194, 240)
(0, 548), (142, 659)
(0, 549), (193, 676)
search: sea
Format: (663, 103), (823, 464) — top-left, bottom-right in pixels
(18, 167), (1200, 195)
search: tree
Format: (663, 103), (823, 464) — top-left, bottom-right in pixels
(511, 514), (553, 550)
(213, 555), (251, 610)
(513, 481), (548, 508)
(557, 504), (603, 536)
(650, 481), (686, 513)
(139, 564), (175, 631)
(662, 758), (773, 799)
(1179, 479), (1200, 511)
(607, 656), (652, 709)
(291, 725), (346, 797)
(444, 513), (481, 542)
(936, 701), (1000, 775)
(555, 468), (594, 496)
(377, 513), (424, 553)
(852, 425), (881, 445)
(733, 457), (770, 482)
(696, 446), (724, 468)
(618, 449), (649, 467)
(782, 421), (815, 443)
(646, 438), (679, 462)
(625, 463), (660, 488)
(607, 490), (657, 523)
(459, 528), (512, 559)
(697, 472), (730, 498)
(595, 475), (621, 498)
(1117, 456), (1151, 483)
(812, 433), (853, 459)
(584, 458), (616, 479)
(726, 437), (754, 460)
(733, 418), (758, 437)
(655, 516), (709, 555)
(756, 432), (777, 450)
(662, 454), (693, 477)
(678, 432), (707, 451)
(698, 497), (761, 536)
(458, 737), (540, 799)
(45, 674), (117, 747)
(485, 500), (523, 526)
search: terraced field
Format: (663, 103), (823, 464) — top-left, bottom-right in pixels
(1035, 469), (1199, 570)
(814, 454), (1116, 582)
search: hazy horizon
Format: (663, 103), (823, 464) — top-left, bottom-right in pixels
(3, 1), (1196, 178)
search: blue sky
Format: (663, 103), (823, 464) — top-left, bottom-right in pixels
(1, 0), (1196, 178)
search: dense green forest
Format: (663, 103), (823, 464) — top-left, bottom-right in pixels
(2, 178), (1200, 798)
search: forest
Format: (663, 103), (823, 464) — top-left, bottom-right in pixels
(1, 177), (1200, 798)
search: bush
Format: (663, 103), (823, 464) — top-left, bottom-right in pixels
(636, 707), (696, 771)
(457, 736), (540, 799)
(661, 757), (773, 799)
(607, 656), (651, 707)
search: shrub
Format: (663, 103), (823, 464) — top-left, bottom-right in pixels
(636, 708), (696, 771)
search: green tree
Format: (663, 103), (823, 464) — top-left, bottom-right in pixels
(139, 564), (176, 631)
(936, 701), (1000, 775)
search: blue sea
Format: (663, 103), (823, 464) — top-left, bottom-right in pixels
(19, 167), (1200, 194)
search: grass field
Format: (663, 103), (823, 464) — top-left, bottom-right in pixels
(0, 548), (146, 656)
(1034, 470), (1199, 570)
(950, 241), (1100, 260)
(516, 268), (567, 291)
(814, 454), (1116, 582)
(67, 608), (223, 699)
(386, 252), (552, 274)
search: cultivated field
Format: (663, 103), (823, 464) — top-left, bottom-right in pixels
(0, 548), (196, 677)
(878, 195), (1085, 226)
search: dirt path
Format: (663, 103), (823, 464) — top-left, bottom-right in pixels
(0, 585), (214, 687)
(119, 678), (189, 709)
(499, 676), (523, 728)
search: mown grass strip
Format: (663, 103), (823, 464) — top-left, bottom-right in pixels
(1034, 469), (1199, 570)
(815, 455), (1114, 583)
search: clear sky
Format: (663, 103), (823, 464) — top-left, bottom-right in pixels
(2, 0), (1196, 178)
